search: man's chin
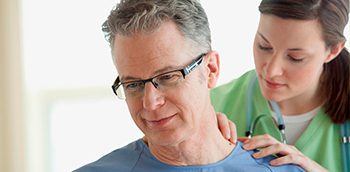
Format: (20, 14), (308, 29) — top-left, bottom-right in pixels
(147, 132), (184, 147)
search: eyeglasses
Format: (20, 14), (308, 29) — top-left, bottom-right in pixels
(112, 53), (207, 99)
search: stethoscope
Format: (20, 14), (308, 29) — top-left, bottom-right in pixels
(341, 122), (350, 172)
(245, 74), (350, 171)
(245, 74), (287, 144)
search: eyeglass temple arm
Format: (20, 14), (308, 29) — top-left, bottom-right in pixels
(183, 53), (206, 76)
(112, 77), (121, 95)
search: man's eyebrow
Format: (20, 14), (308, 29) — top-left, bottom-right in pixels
(153, 66), (180, 75)
(120, 65), (181, 81)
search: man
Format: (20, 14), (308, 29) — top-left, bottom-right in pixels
(74, 0), (304, 171)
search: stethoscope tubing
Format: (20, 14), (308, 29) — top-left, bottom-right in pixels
(246, 74), (256, 138)
(245, 74), (286, 143)
(341, 122), (350, 172)
(245, 73), (349, 171)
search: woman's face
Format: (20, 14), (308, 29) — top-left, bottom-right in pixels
(253, 14), (334, 106)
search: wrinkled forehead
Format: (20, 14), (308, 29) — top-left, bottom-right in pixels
(112, 21), (195, 80)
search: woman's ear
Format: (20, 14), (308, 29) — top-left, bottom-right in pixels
(205, 51), (220, 89)
(325, 41), (345, 63)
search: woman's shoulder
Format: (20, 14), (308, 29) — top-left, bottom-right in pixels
(210, 70), (258, 113)
(211, 70), (256, 101)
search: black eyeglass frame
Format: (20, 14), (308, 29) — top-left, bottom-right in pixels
(111, 53), (207, 98)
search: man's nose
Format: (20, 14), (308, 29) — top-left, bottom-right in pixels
(142, 82), (165, 111)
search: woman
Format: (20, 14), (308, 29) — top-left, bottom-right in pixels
(211, 0), (350, 171)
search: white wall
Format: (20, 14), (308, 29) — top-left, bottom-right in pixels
(204, 1), (259, 84)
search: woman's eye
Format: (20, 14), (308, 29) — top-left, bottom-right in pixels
(288, 55), (304, 62)
(258, 44), (272, 51)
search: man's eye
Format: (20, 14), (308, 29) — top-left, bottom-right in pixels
(125, 82), (142, 90)
(159, 73), (180, 81)
(159, 74), (174, 80)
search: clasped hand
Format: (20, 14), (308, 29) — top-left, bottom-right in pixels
(216, 112), (328, 172)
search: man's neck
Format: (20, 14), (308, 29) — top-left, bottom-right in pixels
(146, 117), (235, 166)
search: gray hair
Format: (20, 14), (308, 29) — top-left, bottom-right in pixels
(102, 0), (212, 53)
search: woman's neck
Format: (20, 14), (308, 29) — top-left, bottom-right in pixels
(276, 92), (323, 116)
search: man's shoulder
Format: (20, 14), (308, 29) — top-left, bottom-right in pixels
(73, 139), (145, 172)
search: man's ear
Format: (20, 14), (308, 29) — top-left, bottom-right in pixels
(325, 41), (345, 63)
(205, 51), (220, 89)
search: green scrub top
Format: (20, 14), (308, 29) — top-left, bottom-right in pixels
(210, 70), (342, 172)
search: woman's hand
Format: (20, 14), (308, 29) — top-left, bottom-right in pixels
(243, 134), (327, 172)
(216, 112), (237, 144)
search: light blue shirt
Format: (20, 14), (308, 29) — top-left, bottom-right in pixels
(74, 139), (304, 172)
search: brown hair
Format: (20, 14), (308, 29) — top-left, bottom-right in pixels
(259, 0), (349, 123)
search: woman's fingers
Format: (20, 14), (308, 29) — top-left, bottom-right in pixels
(228, 120), (237, 144)
(270, 154), (304, 166)
(252, 143), (297, 158)
(216, 112), (231, 140)
(242, 134), (328, 172)
(215, 112), (237, 144)
(237, 137), (249, 143)
(243, 134), (279, 150)
(270, 154), (328, 172)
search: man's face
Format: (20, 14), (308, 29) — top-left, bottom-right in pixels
(113, 21), (215, 146)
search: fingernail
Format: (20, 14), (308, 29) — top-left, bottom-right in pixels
(230, 139), (237, 145)
(270, 160), (276, 166)
(253, 152), (260, 158)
